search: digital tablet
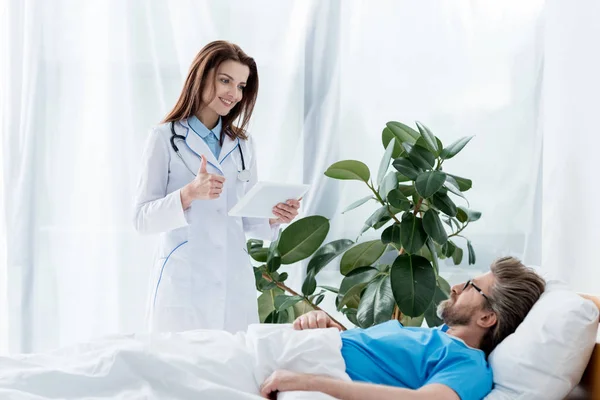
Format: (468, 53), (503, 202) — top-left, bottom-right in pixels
(228, 181), (310, 218)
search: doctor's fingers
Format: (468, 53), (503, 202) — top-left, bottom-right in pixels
(275, 203), (298, 215)
(286, 199), (301, 209)
(208, 189), (222, 199)
(208, 174), (226, 183)
(210, 181), (224, 189)
(272, 209), (293, 223)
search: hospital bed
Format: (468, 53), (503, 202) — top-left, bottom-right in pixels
(0, 291), (598, 399)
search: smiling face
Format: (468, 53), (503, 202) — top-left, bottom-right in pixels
(201, 60), (250, 119)
(437, 272), (496, 327)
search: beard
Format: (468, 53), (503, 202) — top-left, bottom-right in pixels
(437, 297), (474, 326)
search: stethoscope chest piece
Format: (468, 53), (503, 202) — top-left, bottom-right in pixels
(237, 169), (251, 182)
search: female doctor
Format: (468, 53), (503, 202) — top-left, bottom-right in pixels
(134, 41), (300, 333)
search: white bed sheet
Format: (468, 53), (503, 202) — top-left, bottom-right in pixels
(0, 324), (350, 400)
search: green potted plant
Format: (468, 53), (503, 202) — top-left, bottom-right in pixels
(249, 121), (480, 329)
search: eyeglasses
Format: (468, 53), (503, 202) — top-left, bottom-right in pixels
(463, 279), (492, 304)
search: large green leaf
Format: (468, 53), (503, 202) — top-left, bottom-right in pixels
(444, 175), (468, 203)
(302, 272), (317, 296)
(457, 206), (481, 223)
(424, 284), (449, 327)
(415, 122), (439, 155)
(423, 209), (448, 245)
(340, 240), (387, 275)
(264, 309), (294, 324)
(382, 127), (404, 158)
(383, 121), (420, 157)
(249, 247), (268, 262)
(292, 299), (313, 319)
(467, 240), (476, 265)
(381, 223), (402, 247)
(432, 192), (457, 217)
(357, 275), (396, 327)
(447, 174), (472, 191)
(437, 275), (451, 296)
(342, 308), (360, 326)
(426, 238), (440, 274)
(360, 206), (391, 235)
(415, 136), (444, 157)
(267, 237), (281, 272)
(388, 121), (420, 140)
(306, 239), (354, 276)
(319, 285), (339, 294)
(402, 143), (435, 170)
(387, 189), (411, 211)
(275, 295), (304, 312)
(325, 160), (370, 182)
(397, 184), (416, 197)
(247, 239), (263, 252)
(378, 138), (396, 186)
(442, 240), (457, 258)
(342, 195), (374, 214)
(396, 172), (412, 183)
(415, 171), (447, 198)
(452, 246), (464, 265)
(276, 272), (288, 282)
(440, 136), (474, 160)
(337, 267), (379, 310)
(378, 171), (398, 201)
(258, 288), (285, 322)
(401, 314), (425, 327)
(278, 216), (330, 264)
(392, 158), (420, 180)
(390, 254), (437, 317)
(400, 213), (428, 254)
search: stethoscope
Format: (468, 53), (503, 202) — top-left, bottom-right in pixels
(170, 121), (251, 182)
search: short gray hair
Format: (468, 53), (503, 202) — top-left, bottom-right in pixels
(480, 257), (545, 355)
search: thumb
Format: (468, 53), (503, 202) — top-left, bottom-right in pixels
(199, 155), (207, 174)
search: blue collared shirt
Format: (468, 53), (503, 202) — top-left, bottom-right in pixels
(188, 115), (222, 159)
(340, 321), (493, 399)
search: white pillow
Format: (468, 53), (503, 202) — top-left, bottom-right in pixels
(484, 280), (599, 400)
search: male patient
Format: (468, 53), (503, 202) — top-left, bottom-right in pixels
(260, 256), (546, 400)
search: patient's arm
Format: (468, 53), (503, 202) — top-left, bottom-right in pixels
(260, 370), (459, 400)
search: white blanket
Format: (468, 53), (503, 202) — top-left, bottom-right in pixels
(0, 324), (351, 400)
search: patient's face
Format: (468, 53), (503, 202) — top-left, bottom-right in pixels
(437, 272), (495, 326)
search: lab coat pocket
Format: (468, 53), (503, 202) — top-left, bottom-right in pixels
(153, 241), (192, 307)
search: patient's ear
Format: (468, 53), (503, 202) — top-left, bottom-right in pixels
(477, 309), (497, 329)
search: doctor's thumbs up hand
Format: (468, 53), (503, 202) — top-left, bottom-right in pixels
(180, 155), (226, 210)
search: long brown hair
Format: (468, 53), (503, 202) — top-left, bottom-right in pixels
(162, 40), (258, 140)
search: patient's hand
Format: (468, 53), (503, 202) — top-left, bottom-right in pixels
(293, 310), (343, 331)
(260, 370), (310, 398)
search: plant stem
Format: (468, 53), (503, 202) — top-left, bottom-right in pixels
(367, 182), (385, 205)
(367, 182), (403, 225)
(262, 273), (348, 330)
(413, 197), (424, 216)
(448, 222), (469, 238)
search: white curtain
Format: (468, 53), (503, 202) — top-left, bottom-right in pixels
(1, 0), (558, 353)
(541, 0), (600, 294)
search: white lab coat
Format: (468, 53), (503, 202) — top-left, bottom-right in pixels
(134, 119), (275, 333)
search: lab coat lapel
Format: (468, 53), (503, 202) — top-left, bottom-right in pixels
(218, 134), (239, 164)
(179, 119), (223, 174)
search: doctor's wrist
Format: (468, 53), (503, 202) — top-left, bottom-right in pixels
(180, 185), (193, 210)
